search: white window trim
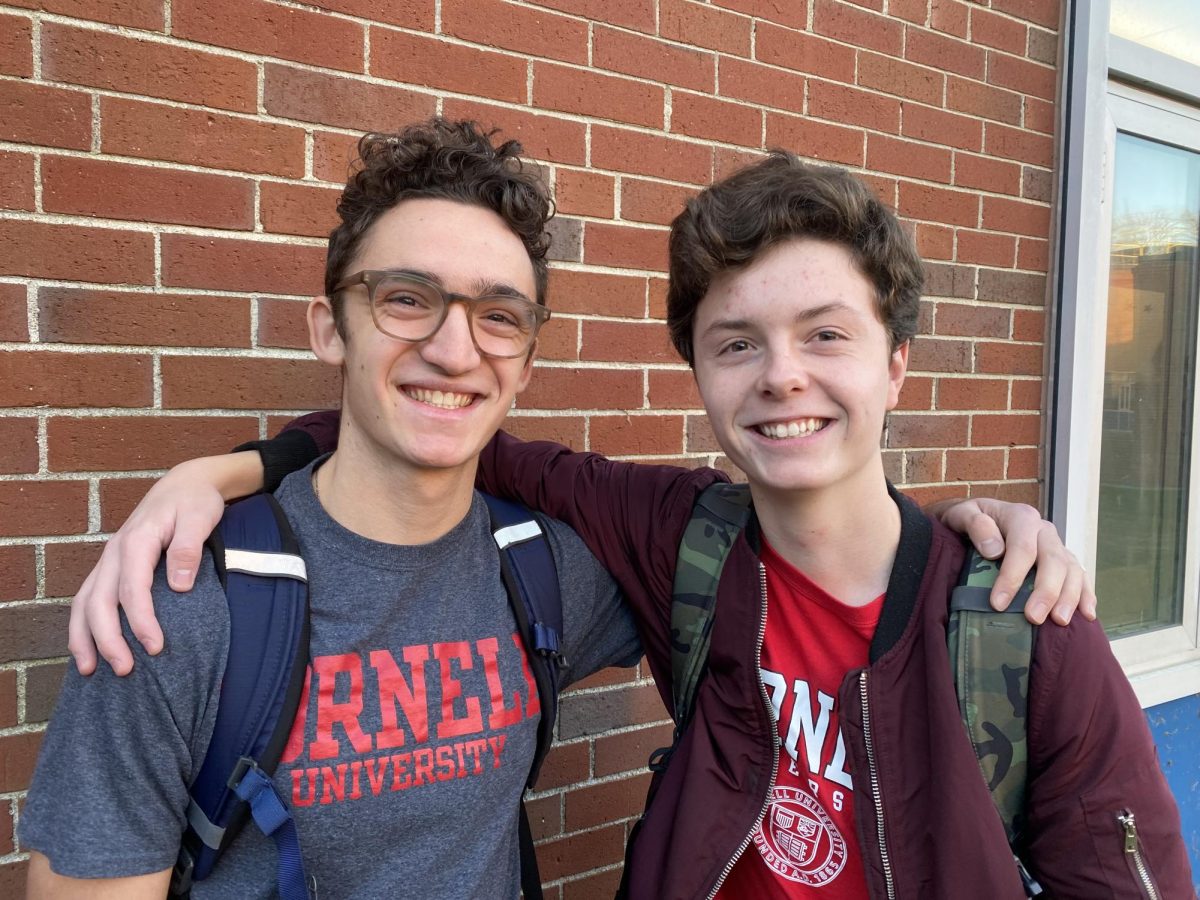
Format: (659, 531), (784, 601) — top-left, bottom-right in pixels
(1051, 0), (1200, 708)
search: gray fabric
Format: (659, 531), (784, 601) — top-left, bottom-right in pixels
(21, 463), (641, 898)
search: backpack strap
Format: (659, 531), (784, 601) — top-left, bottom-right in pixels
(948, 550), (1042, 897)
(482, 492), (565, 900)
(171, 492), (313, 900)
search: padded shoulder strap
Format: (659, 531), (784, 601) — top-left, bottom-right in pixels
(669, 482), (753, 730)
(947, 550), (1037, 873)
(173, 493), (312, 899)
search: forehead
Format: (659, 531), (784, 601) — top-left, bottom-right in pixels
(352, 197), (537, 295)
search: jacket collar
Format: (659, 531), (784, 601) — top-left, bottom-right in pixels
(869, 483), (933, 663)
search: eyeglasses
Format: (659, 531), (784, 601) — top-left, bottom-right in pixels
(332, 270), (550, 359)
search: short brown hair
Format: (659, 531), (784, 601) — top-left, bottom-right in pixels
(666, 151), (923, 365)
(325, 118), (552, 330)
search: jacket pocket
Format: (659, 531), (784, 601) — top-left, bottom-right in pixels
(1080, 762), (1173, 899)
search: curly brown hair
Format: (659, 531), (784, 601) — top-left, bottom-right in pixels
(666, 151), (923, 365)
(325, 118), (553, 330)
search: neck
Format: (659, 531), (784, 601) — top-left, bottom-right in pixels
(751, 463), (900, 606)
(313, 435), (478, 546)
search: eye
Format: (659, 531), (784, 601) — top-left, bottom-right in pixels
(814, 329), (842, 342)
(379, 290), (428, 308)
(719, 338), (753, 355)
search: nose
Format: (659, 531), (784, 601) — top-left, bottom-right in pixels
(756, 343), (810, 398)
(418, 302), (482, 374)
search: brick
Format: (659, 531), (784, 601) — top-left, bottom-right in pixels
(102, 97), (305, 177)
(930, 0), (968, 36)
(533, 62), (663, 130)
(264, 64), (435, 134)
(971, 8), (1027, 54)
(536, 823), (626, 882)
(593, 25), (714, 93)
(809, 80), (901, 133)
(898, 182), (978, 227)
(867, 135), (951, 183)
(565, 772), (651, 830)
(905, 26), (983, 79)
(990, 0), (1058, 29)
(814, 0), (902, 54)
(0, 80), (90, 150)
(936, 303), (1009, 338)
(258, 298), (312, 350)
(718, 56), (805, 115)
(546, 216), (584, 263)
(443, 0), (588, 63)
(441, 100), (588, 166)
(885, 413), (969, 448)
(1027, 26), (1058, 65)
(756, 24), (855, 82)
(973, 412), (1041, 446)
(534, 315), (578, 361)
(4, 0), (162, 29)
(938, 376), (1009, 409)
(0, 546), (36, 602)
(563, 868), (623, 900)
(987, 51), (1056, 101)
(370, 28), (526, 104)
(47, 416), (258, 473)
(0, 153), (32, 217)
(916, 223), (954, 260)
(985, 123), (1054, 167)
(41, 22), (257, 113)
(648, 276), (669, 319)
(0, 220), (156, 286)
(0, 730), (42, 792)
(43, 541), (103, 599)
(0, 600), (71, 664)
(670, 91), (761, 148)
(0, 13), (32, 77)
(0, 418), (37, 475)
(0, 670), (14, 728)
(976, 341), (1043, 375)
(889, 0), (927, 24)
(977, 268), (1045, 305)
(1008, 445), (1040, 478)
(312, 130), (360, 184)
(589, 414), (684, 455)
(767, 113), (864, 167)
(947, 76), (1022, 126)
(896, 374), (934, 411)
(924, 262), (976, 299)
(686, 414), (719, 452)
(712, 0), (808, 27)
(99, 477), (155, 531)
(904, 448), (943, 483)
(2, 350), (153, 409)
(1010, 378), (1042, 410)
(536, 740), (590, 791)
(554, 169), (615, 218)
(261, 182), (341, 239)
(908, 337), (971, 373)
(1018, 237), (1049, 271)
(43, 157), (254, 230)
(946, 447), (1005, 481)
(23, 661), (67, 723)
(519, 367), (643, 410)
(162, 235), (325, 296)
(1012, 308), (1045, 342)
(525, 0), (655, 32)
(584, 223), (669, 272)
(957, 230), (1016, 267)
(558, 681), (666, 739)
(660, 0), (751, 55)
(1024, 95), (1055, 135)
(858, 52), (944, 106)
(0, 481), (87, 537)
(0, 282), (29, 342)
(620, 179), (698, 227)
(901, 102), (982, 152)
(501, 414), (586, 449)
(546, 269), (645, 317)
(591, 126), (712, 185)
(38, 288), (250, 349)
(594, 722), (673, 775)
(161, 357), (341, 410)
(954, 152), (1021, 195)
(0, 860), (28, 899)
(173, 0), (362, 72)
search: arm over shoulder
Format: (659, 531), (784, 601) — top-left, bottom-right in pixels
(1023, 617), (1196, 898)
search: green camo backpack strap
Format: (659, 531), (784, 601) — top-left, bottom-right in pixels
(948, 549), (1043, 895)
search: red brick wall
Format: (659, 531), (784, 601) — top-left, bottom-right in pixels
(0, 0), (1060, 894)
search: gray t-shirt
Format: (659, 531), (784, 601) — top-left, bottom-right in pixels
(22, 465), (641, 899)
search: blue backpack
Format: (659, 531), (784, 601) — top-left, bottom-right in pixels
(169, 491), (565, 900)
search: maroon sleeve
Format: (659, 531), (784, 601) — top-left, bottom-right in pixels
(1023, 617), (1196, 898)
(281, 409), (341, 455)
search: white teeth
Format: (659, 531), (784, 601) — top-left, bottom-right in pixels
(756, 418), (827, 439)
(405, 387), (474, 409)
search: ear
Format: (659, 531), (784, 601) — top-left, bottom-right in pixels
(885, 339), (910, 412)
(308, 295), (345, 366)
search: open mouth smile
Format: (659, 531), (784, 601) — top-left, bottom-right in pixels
(403, 387), (476, 409)
(754, 417), (831, 440)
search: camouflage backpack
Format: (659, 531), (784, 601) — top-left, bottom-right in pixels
(658, 481), (1042, 894)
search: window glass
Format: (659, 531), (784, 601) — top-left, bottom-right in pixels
(1110, 0), (1200, 68)
(1097, 132), (1200, 637)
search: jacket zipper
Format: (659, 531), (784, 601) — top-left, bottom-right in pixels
(1117, 810), (1160, 900)
(859, 670), (896, 900)
(704, 563), (778, 900)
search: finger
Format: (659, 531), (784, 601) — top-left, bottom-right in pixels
(165, 508), (218, 592)
(1079, 571), (1098, 621)
(1050, 562), (1086, 626)
(116, 530), (168, 657)
(1021, 535), (1072, 625)
(989, 522), (1042, 615)
(85, 544), (136, 676)
(963, 510), (1005, 561)
(67, 566), (101, 676)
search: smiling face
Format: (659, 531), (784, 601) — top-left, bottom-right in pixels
(692, 238), (909, 505)
(310, 197), (538, 479)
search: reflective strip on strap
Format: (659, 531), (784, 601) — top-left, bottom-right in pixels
(223, 549), (308, 582)
(186, 798), (227, 851)
(493, 520), (542, 550)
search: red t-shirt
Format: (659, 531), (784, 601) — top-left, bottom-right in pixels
(717, 539), (883, 898)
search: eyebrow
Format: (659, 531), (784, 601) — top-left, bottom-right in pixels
(700, 301), (859, 340)
(384, 268), (532, 303)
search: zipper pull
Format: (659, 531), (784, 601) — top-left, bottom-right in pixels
(1118, 810), (1138, 853)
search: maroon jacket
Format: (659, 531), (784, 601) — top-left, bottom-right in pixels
(276, 417), (1195, 899)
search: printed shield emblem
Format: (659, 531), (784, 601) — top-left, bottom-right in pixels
(753, 787), (848, 886)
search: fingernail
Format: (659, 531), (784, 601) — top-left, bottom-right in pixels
(981, 538), (1003, 558)
(169, 569), (192, 586)
(992, 591), (1010, 610)
(1026, 600), (1046, 621)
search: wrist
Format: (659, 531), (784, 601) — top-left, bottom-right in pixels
(174, 452), (264, 503)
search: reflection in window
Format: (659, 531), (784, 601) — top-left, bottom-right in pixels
(1097, 133), (1199, 637)
(1110, 0), (1200, 68)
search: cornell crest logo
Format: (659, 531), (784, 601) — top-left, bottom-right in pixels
(753, 786), (848, 885)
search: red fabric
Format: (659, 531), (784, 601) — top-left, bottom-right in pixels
(717, 540), (880, 899)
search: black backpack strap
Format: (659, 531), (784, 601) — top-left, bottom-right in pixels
(948, 549), (1042, 897)
(172, 493), (313, 900)
(482, 493), (565, 900)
